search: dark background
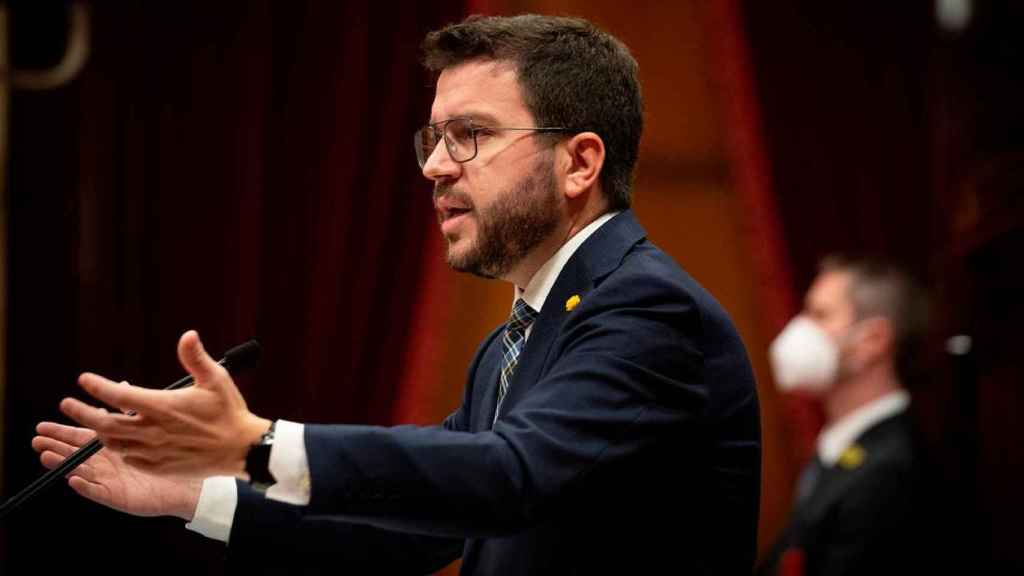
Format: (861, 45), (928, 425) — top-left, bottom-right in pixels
(0, 1), (463, 572)
(1, 1), (1021, 573)
(743, 2), (1024, 570)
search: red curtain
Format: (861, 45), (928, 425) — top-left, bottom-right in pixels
(1, 2), (463, 572)
(737, 1), (1024, 571)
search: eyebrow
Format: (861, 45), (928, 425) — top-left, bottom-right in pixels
(430, 111), (501, 126)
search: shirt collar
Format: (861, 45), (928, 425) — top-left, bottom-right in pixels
(514, 211), (620, 313)
(817, 389), (910, 466)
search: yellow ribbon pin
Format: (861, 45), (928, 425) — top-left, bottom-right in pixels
(838, 444), (867, 470)
(565, 294), (581, 312)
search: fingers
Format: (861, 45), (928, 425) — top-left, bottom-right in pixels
(34, 427), (102, 482)
(67, 476), (113, 508)
(76, 373), (167, 417)
(59, 397), (139, 438)
(32, 435), (79, 457)
(177, 330), (228, 389)
(40, 451), (98, 480)
(39, 450), (67, 469)
(35, 421), (96, 448)
(115, 380), (134, 414)
(34, 434), (102, 481)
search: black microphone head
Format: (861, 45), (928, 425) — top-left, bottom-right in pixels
(221, 339), (262, 373)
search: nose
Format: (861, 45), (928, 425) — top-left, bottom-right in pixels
(421, 139), (462, 182)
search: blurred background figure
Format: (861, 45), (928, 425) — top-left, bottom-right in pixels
(759, 255), (929, 576)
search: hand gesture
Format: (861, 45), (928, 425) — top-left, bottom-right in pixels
(32, 421), (202, 519)
(58, 330), (272, 476)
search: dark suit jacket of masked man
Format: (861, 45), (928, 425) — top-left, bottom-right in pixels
(224, 210), (762, 575)
(758, 410), (923, 576)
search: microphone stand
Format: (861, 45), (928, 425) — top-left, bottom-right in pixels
(0, 339), (262, 520)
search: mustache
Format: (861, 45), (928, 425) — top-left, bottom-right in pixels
(433, 183), (475, 209)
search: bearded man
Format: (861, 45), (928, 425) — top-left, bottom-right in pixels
(37, 14), (761, 575)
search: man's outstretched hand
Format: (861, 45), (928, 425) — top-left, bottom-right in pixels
(59, 330), (272, 477)
(32, 421), (202, 519)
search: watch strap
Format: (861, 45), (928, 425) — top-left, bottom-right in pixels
(245, 420), (276, 491)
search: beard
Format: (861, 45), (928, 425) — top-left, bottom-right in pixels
(435, 156), (560, 279)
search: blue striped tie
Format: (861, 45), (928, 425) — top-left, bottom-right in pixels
(494, 298), (538, 425)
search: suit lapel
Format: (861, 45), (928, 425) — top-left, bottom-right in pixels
(794, 413), (909, 526)
(496, 260), (593, 420)
(493, 210), (647, 422)
(795, 465), (845, 523)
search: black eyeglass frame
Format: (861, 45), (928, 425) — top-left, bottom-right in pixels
(414, 116), (575, 168)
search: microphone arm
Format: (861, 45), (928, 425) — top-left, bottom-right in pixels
(0, 338), (262, 520)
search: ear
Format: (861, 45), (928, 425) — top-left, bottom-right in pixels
(856, 317), (894, 362)
(562, 131), (605, 200)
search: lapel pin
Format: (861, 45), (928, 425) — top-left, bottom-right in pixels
(565, 294), (581, 312)
(838, 444), (866, 470)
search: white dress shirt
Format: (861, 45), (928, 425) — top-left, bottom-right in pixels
(815, 389), (910, 467)
(187, 211), (620, 543)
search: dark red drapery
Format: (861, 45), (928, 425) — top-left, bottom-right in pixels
(1, 2), (464, 572)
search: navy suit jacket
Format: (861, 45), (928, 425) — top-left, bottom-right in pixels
(226, 210), (761, 575)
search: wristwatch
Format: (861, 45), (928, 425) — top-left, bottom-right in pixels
(245, 420), (277, 492)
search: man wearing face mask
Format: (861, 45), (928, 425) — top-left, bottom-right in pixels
(758, 255), (929, 576)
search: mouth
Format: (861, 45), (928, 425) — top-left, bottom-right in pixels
(439, 206), (473, 235)
(441, 206), (472, 220)
(434, 185), (475, 236)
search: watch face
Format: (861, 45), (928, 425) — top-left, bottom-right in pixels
(245, 443), (274, 487)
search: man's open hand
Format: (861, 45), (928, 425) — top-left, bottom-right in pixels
(59, 330), (271, 477)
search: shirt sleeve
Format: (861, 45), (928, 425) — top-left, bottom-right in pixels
(265, 419), (312, 506)
(185, 476), (238, 543)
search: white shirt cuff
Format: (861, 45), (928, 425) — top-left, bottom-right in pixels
(265, 419), (311, 506)
(185, 476), (238, 543)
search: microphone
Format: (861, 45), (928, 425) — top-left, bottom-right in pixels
(0, 338), (263, 520)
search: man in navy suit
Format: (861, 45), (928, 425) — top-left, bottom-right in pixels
(36, 14), (760, 574)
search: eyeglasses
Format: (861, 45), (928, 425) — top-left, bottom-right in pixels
(414, 117), (574, 168)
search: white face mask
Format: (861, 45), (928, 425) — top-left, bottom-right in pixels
(768, 316), (840, 393)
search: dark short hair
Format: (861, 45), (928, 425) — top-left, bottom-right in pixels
(422, 14), (643, 211)
(820, 254), (930, 384)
